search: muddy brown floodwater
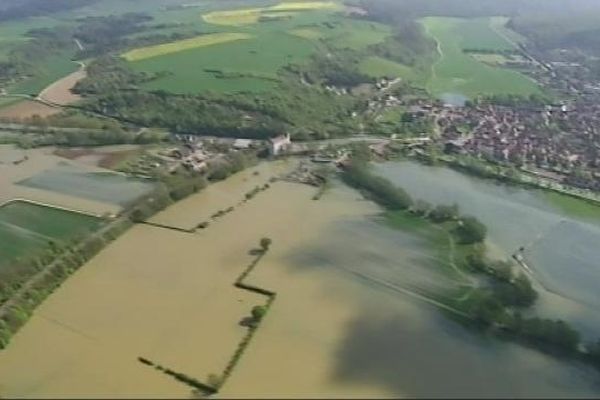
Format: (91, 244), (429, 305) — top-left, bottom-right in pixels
(0, 161), (599, 398)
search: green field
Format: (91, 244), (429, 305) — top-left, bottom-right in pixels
(129, 28), (316, 93)
(544, 191), (600, 222)
(0, 201), (102, 268)
(359, 56), (425, 82)
(127, 5), (393, 94)
(422, 16), (543, 98)
(7, 50), (78, 96)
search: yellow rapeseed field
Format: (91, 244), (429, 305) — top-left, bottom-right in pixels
(202, 2), (338, 26)
(122, 32), (252, 61)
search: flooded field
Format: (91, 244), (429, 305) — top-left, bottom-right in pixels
(0, 161), (598, 398)
(0, 145), (149, 215)
(18, 163), (155, 207)
(374, 161), (600, 338)
(150, 160), (293, 230)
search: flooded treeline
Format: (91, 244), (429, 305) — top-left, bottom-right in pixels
(340, 159), (600, 369)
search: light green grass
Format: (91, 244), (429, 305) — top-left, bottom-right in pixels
(456, 17), (516, 51)
(289, 28), (323, 40)
(360, 56), (417, 80)
(0, 201), (102, 268)
(128, 9), (391, 94)
(544, 191), (600, 222)
(321, 19), (391, 50)
(130, 31), (314, 93)
(422, 16), (543, 98)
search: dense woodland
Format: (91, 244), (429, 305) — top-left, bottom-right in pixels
(0, 0), (98, 21)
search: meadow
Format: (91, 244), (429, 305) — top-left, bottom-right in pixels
(6, 51), (79, 96)
(127, 6), (393, 94)
(0, 200), (102, 268)
(422, 16), (543, 98)
(359, 56), (425, 83)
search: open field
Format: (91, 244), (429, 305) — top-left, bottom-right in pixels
(129, 10), (391, 94)
(0, 100), (60, 119)
(320, 19), (391, 50)
(0, 145), (139, 216)
(7, 51), (79, 96)
(454, 17), (516, 51)
(422, 16), (543, 98)
(544, 191), (600, 222)
(131, 31), (313, 93)
(202, 2), (337, 26)
(360, 56), (419, 81)
(122, 33), (252, 62)
(0, 200), (102, 268)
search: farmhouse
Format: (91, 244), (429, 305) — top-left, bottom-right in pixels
(233, 138), (253, 149)
(269, 133), (291, 156)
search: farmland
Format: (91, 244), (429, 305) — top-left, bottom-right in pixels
(359, 56), (424, 83)
(129, 31), (315, 93)
(0, 200), (102, 269)
(122, 33), (253, 62)
(202, 2), (338, 26)
(126, 8), (393, 94)
(422, 16), (543, 98)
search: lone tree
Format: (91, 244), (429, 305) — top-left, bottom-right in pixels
(455, 216), (487, 244)
(251, 305), (267, 322)
(260, 237), (272, 252)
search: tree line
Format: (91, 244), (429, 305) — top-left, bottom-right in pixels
(339, 155), (600, 366)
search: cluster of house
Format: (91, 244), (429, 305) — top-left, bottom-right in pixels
(435, 100), (600, 189)
(161, 133), (293, 173)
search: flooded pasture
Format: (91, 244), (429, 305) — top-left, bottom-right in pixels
(374, 161), (600, 337)
(0, 145), (153, 215)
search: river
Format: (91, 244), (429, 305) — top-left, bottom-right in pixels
(0, 161), (599, 397)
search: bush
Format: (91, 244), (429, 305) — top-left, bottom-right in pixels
(429, 204), (459, 223)
(260, 237), (272, 252)
(455, 216), (487, 244)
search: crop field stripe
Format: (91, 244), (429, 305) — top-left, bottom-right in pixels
(202, 2), (338, 26)
(122, 33), (253, 62)
(0, 220), (54, 242)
